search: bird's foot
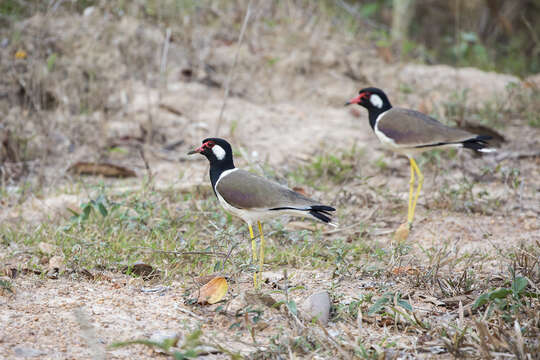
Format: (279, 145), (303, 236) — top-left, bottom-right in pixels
(393, 221), (411, 242)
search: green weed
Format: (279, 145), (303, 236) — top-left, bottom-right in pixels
(473, 273), (537, 322)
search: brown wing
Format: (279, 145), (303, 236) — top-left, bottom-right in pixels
(377, 108), (475, 147)
(216, 169), (318, 210)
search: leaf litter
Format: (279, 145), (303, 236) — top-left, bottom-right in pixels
(196, 276), (228, 305)
(1, 2), (539, 359)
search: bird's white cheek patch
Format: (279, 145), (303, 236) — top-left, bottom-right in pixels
(212, 145), (226, 160)
(370, 94), (383, 108)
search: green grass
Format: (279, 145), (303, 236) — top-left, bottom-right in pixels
(1, 182), (357, 282)
(2, 161), (539, 358)
(288, 146), (364, 188)
(0, 0), (29, 19)
(1, 1), (539, 357)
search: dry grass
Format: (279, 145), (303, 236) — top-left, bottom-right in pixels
(1, 1), (539, 359)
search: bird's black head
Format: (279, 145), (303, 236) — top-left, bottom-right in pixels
(345, 87), (392, 129)
(345, 87), (392, 112)
(188, 137), (235, 192)
(188, 137), (235, 167)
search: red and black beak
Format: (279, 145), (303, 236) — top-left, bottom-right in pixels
(345, 92), (368, 106)
(187, 145), (205, 155)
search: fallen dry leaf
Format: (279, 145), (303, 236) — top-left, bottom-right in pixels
(391, 266), (420, 276)
(15, 49), (27, 59)
(121, 262), (161, 280)
(78, 269), (94, 280)
(292, 186), (309, 197)
(3, 266), (42, 279)
(193, 274), (222, 287)
(197, 277), (228, 305)
(159, 103), (183, 117)
(379, 316), (394, 327)
(67, 162), (136, 178)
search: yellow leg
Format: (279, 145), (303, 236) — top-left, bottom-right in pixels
(249, 224), (257, 287)
(407, 159), (415, 224)
(257, 221), (265, 290)
(409, 158), (424, 224)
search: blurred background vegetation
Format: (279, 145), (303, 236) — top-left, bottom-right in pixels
(1, 0), (539, 77)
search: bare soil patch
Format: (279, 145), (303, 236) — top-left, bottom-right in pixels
(1, 4), (539, 359)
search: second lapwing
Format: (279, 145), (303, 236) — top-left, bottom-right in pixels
(188, 138), (336, 288)
(346, 87), (494, 229)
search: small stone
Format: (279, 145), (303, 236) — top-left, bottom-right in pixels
(13, 346), (46, 357)
(149, 331), (180, 353)
(48, 256), (65, 279)
(83, 6), (95, 16)
(300, 291), (331, 325)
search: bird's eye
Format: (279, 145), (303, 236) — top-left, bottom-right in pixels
(204, 141), (215, 148)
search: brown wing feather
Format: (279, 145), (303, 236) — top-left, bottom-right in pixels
(377, 108), (474, 147)
(216, 169), (318, 210)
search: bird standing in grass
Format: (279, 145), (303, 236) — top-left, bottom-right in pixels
(346, 87), (494, 234)
(188, 138), (336, 288)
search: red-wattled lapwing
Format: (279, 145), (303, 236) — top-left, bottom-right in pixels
(188, 138), (336, 288)
(346, 87), (494, 231)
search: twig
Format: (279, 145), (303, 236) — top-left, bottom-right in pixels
(282, 269), (306, 329)
(138, 146), (153, 185)
(222, 241), (240, 271)
(162, 139), (184, 151)
(49, 0), (65, 13)
(174, 304), (206, 322)
(335, 0), (386, 30)
(215, 0), (255, 135)
(129, 246), (228, 258)
(160, 27), (172, 75)
(521, 14), (540, 48)
(317, 322), (352, 360)
(370, 229), (395, 236)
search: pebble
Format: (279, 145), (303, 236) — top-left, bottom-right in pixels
(300, 291), (331, 325)
(13, 346), (46, 358)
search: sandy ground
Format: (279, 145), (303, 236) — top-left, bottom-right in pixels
(1, 8), (540, 359)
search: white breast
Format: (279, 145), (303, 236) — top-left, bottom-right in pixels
(373, 111), (397, 149)
(214, 168), (272, 225)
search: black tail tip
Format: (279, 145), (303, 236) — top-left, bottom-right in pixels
(309, 205), (335, 224)
(309, 210), (332, 223)
(463, 135), (494, 152)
